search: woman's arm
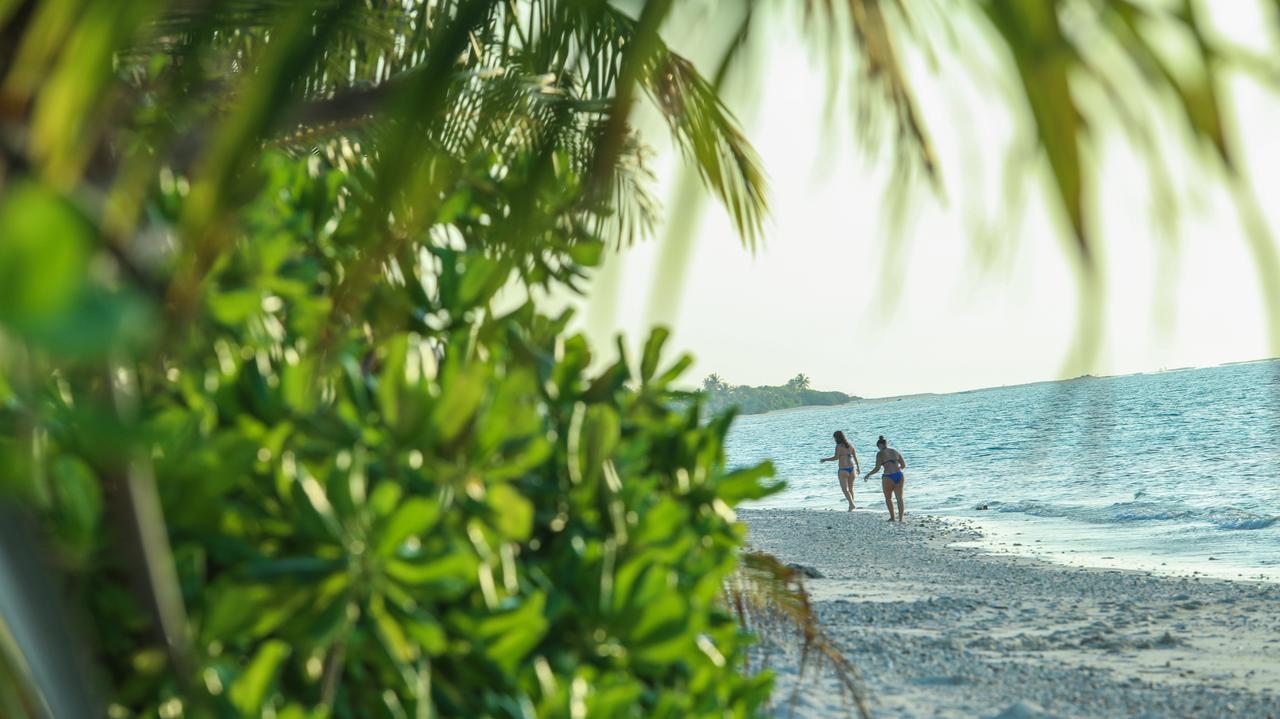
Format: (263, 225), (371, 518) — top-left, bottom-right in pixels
(864, 456), (882, 479)
(852, 446), (861, 473)
(896, 450), (906, 469)
(820, 452), (838, 463)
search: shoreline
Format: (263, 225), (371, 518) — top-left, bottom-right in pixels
(725, 400), (858, 418)
(936, 510), (1280, 584)
(740, 508), (1280, 718)
(747, 497), (1280, 585)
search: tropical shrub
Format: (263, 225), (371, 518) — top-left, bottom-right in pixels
(1, 138), (790, 716)
(0, 0), (792, 713)
(0, 6), (773, 719)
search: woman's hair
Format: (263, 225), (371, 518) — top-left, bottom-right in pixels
(833, 430), (850, 449)
(877, 435), (887, 446)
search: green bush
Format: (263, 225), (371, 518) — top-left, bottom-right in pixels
(0, 3), (791, 715)
(0, 150), (783, 717)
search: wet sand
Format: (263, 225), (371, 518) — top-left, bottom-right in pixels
(741, 508), (1280, 718)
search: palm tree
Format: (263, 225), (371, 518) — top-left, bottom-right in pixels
(703, 373), (727, 391)
(787, 373), (812, 390)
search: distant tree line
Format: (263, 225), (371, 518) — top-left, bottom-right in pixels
(701, 373), (857, 415)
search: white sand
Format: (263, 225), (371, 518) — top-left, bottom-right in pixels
(741, 508), (1280, 719)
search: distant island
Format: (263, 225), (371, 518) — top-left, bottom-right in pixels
(701, 373), (858, 416)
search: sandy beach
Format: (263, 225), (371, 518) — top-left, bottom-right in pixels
(741, 508), (1280, 718)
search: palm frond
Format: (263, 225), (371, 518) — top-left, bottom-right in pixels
(477, 1), (768, 245)
(727, 551), (871, 718)
(643, 48), (768, 249)
(805, 0), (939, 183)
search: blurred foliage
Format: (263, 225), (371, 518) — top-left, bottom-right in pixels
(640, 1), (1280, 357)
(0, 1), (795, 716)
(0, 117), (788, 719)
(796, 0), (1275, 267)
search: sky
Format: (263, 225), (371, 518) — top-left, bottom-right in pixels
(560, 2), (1280, 398)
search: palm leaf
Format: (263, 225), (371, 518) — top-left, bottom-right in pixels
(983, 1), (1088, 258)
(728, 551), (871, 718)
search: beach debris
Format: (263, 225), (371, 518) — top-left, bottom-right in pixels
(786, 562), (824, 579)
(992, 700), (1058, 719)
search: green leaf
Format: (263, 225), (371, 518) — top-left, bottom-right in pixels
(230, 640), (291, 715)
(983, 3), (1087, 258)
(487, 483), (532, 541)
(458, 255), (502, 306)
(299, 578), (352, 649)
(574, 405), (620, 488)
(652, 353), (694, 388)
(24, 286), (154, 357)
(377, 334), (409, 428)
(376, 498), (441, 556)
(369, 481), (404, 518)
(628, 593), (691, 665)
(241, 557), (344, 582)
(715, 462), (781, 503)
(0, 183), (90, 333)
(371, 595), (417, 666)
(208, 288), (262, 325)
(476, 592), (547, 672)
(436, 188), (472, 224)
(587, 677), (644, 717)
(384, 552), (477, 596)
(432, 364), (487, 445)
(49, 456), (102, 553)
(639, 327), (670, 383)
(0, 182), (151, 359)
(281, 355), (317, 414)
(405, 615), (447, 657)
(567, 239), (604, 267)
(202, 584), (313, 642)
(275, 704), (329, 719)
(290, 471), (345, 542)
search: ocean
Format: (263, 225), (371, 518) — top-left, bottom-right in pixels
(728, 360), (1280, 581)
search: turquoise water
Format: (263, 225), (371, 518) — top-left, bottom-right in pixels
(729, 360), (1280, 581)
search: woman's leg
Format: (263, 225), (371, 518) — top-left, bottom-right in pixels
(848, 471), (856, 508)
(838, 472), (854, 510)
(894, 476), (905, 521)
(881, 477), (895, 520)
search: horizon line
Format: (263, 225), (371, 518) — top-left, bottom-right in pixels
(852, 354), (1280, 402)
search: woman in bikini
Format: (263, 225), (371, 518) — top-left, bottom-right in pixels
(865, 435), (907, 522)
(820, 431), (861, 511)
